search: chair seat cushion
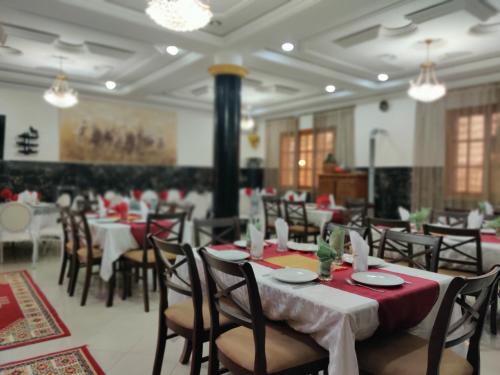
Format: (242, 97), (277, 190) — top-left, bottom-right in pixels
(76, 246), (103, 261)
(65, 241), (74, 254)
(289, 224), (320, 234)
(123, 249), (176, 264)
(164, 298), (232, 331)
(438, 268), (477, 278)
(356, 332), (473, 375)
(216, 323), (327, 373)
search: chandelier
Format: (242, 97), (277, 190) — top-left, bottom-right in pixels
(408, 39), (446, 103)
(146, 0), (213, 32)
(44, 58), (78, 109)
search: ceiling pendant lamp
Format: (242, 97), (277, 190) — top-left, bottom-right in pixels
(408, 39), (446, 103)
(146, 0), (213, 32)
(44, 59), (78, 109)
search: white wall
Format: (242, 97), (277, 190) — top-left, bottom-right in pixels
(354, 96), (416, 168)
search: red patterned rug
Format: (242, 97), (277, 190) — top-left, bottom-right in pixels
(0, 346), (105, 374)
(0, 270), (70, 351)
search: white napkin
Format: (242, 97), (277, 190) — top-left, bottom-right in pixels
(398, 206), (410, 221)
(249, 224), (264, 259)
(349, 231), (369, 272)
(329, 194), (336, 208)
(467, 209), (483, 229)
(483, 201), (494, 215)
(275, 218), (289, 251)
(97, 196), (107, 218)
(296, 192), (307, 202)
(140, 200), (149, 221)
(283, 190), (295, 201)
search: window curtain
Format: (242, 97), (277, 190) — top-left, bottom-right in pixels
(411, 83), (500, 210)
(313, 106), (355, 188)
(264, 117), (298, 189)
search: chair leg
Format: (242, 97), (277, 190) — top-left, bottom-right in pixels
(107, 262), (116, 307)
(121, 261), (128, 301)
(207, 336), (219, 375)
(152, 268), (157, 292)
(69, 260), (80, 296)
(58, 252), (68, 285)
(152, 327), (168, 375)
(80, 264), (93, 306)
(142, 265), (150, 312)
(180, 339), (193, 365)
(491, 286), (498, 335)
(190, 336), (203, 375)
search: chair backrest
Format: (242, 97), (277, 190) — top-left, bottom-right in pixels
(76, 199), (98, 214)
(0, 202), (33, 233)
(426, 266), (500, 374)
(378, 230), (442, 271)
(431, 210), (468, 228)
(283, 200), (308, 227)
(72, 211), (95, 262)
(141, 212), (186, 259)
(262, 196), (282, 236)
(345, 206), (367, 228)
(199, 248), (268, 374)
(150, 236), (204, 333)
(59, 207), (73, 250)
(322, 222), (369, 251)
(156, 201), (177, 215)
(423, 224), (483, 275)
(193, 217), (241, 247)
(367, 217), (411, 256)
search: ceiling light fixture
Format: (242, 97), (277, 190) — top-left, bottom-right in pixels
(281, 42), (295, 52)
(146, 0), (213, 32)
(166, 45), (179, 55)
(241, 111), (255, 133)
(325, 85), (336, 93)
(408, 39), (446, 102)
(377, 73), (389, 82)
(44, 58), (78, 109)
(105, 81), (117, 90)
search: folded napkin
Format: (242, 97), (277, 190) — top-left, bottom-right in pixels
(329, 194), (336, 208)
(296, 192), (307, 202)
(467, 209), (484, 229)
(275, 218), (289, 251)
(97, 196), (107, 218)
(316, 195), (330, 208)
(140, 200), (150, 221)
(249, 224), (264, 259)
(398, 206), (410, 221)
(132, 189), (142, 201)
(350, 231), (369, 272)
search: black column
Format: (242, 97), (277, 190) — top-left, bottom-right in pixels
(212, 74), (241, 218)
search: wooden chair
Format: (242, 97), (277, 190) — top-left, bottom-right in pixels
(68, 212), (108, 306)
(344, 207), (367, 228)
(122, 212), (186, 312)
(262, 196), (282, 238)
(156, 201), (177, 215)
(490, 272), (500, 335)
(378, 230), (442, 271)
(423, 224), (483, 277)
(367, 217), (411, 257)
(199, 248), (330, 375)
(150, 237), (235, 375)
(283, 201), (320, 243)
(431, 210), (468, 228)
(356, 266), (500, 375)
(57, 207), (74, 287)
(193, 217), (241, 247)
(322, 222), (369, 245)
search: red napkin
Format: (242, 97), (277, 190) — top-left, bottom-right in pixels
(0, 187), (13, 201)
(265, 187), (275, 194)
(103, 199), (111, 208)
(179, 190), (186, 200)
(288, 194), (295, 202)
(11, 194), (18, 202)
(160, 191), (168, 201)
(133, 189), (142, 200)
(36, 192), (41, 201)
(244, 187), (252, 197)
(113, 202), (129, 220)
(316, 195), (330, 208)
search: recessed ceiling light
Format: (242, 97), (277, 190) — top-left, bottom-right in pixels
(325, 85), (336, 93)
(281, 42), (295, 52)
(377, 73), (389, 82)
(105, 81), (117, 90)
(166, 45), (179, 56)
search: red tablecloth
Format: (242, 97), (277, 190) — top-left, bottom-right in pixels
(481, 234), (500, 244)
(121, 220), (173, 247)
(210, 244), (439, 333)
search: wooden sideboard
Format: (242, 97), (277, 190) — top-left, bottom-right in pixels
(317, 172), (368, 205)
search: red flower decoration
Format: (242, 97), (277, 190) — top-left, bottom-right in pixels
(133, 189), (142, 200)
(244, 187), (252, 197)
(159, 191), (168, 201)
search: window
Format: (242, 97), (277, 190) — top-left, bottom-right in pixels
(279, 129), (335, 190)
(279, 132), (296, 188)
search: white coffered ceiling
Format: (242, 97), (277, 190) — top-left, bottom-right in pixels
(1, 0), (500, 116)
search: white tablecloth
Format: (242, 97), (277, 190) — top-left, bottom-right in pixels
(172, 251), (453, 375)
(306, 206), (345, 234)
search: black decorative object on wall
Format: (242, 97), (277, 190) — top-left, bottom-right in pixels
(0, 115), (5, 160)
(17, 127), (39, 155)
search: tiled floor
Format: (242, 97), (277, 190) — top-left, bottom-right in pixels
(1, 244), (500, 374)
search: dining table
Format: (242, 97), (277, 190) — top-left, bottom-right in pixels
(171, 243), (454, 375)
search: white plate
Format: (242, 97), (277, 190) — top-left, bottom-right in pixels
(272, 268), (318, 284)
(351, 272), (404, 287)
(342, 254), (385, 268)
(233, 240), (247, 248)
(208, 249), (249, 262)
(286, 241), (318, 252)
(481, 228), (496, 235)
